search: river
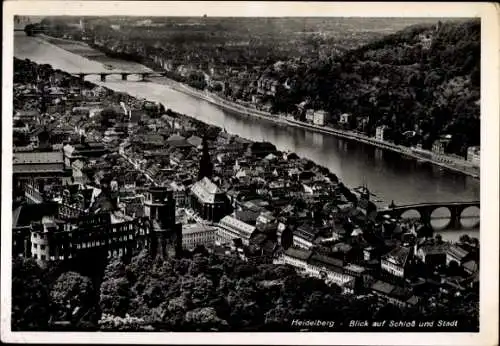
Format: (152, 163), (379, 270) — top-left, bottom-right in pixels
(13, 33), (480, 241)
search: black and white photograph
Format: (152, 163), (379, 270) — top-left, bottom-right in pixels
(2, 2), (498, 345)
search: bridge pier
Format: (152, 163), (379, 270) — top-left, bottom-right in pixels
(121, 73), (128, 81)
(79, 73), (85, 82)
(448, 205), (468, 230)
(100, 74), (106, 82)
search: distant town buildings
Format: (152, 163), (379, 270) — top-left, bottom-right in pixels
(339, 113), (351, 125)
(375, 125), (389, 141)
(467, 146), (480, 167)
(313, 110), (328, 126)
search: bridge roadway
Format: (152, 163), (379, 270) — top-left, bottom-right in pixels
(70, 71), (167, 82)
(377, 201), (480, 230)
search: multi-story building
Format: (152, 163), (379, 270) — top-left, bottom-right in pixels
(13, 149), (67, 202)
(375, 125), (389, 141)
(371, 280), (420, 309)
(182, 223), (217, 250)
(29, 212), (152, 264)
(190, 177), (231, 222)
(255, 211), (277, 233)
(217, 215), (256, 245)
(63, 141), (108, 167)
(415, 243), (449, 267)
(293, 224), (318, 249)
(313, 110), (328, 126)
(305, 109), (315, 123)
(169, 181), (189, 208)
(381, 246), (411, 279)
(339, 113), (351, 125)
(467, 146), (480, 167)
(274, 246), (312, 272)
(307, 253), (356, 294)
(432, 140), (445, 155)
(274, 247), (356, 294)
(446, 244), (470, 265)
(343, 263), (374, 290)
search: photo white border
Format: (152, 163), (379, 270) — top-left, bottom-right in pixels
(2, 2), (499, 345)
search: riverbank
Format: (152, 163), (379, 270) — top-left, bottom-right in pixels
(36, 33), (479, 179)
(15, 32), (480, 207)
(157, 79), (481, 179)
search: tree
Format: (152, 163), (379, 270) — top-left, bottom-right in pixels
(11, 258), (51, 331)
(99, 259), (131, 317)
(99, 107), (119, 128)
(184, 307), (228, 331)
(50, 271), (95, 322)
(459, 234), (471, 244)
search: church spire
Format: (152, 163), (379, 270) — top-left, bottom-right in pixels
(198, 135), (213, 181)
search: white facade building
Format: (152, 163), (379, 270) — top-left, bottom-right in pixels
(339, 113), (351, 125)
(217, 215), (256, 245)
(375, 125), (389, 141)
(274, 248), (355, 294)
(380, 246), (411, 278)
(467, 146), (480, 167)
(182, 223), (217, 250)
(313, 110), (328, 126)
(170, 181), (189, 208)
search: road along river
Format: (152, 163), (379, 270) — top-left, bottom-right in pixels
(14, 33), (480, 241)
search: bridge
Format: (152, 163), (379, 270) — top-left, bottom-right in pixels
(376, 201), (480, 230)
(71, 71), (168, 82)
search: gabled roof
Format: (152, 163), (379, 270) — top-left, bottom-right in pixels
(419, 243), (449, 256)
(371, 280), (395, 295)
(462, 260), (479, 273)
(191, 177), (223, 204)
(219, 215), (256, 239)
(187, 135), (203, 147)
(446, 245), (469, 260)
(167, 134), (185, 142)
(13, 203), (60, 228)
(284, 247), (313, 262)
(309, 252), (344, 272)
(382, 246), (411, 267)
(13, 151), (64, 165)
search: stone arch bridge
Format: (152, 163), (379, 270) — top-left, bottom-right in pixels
(71, 71), (168, 82)
(376, 201), (480, 230)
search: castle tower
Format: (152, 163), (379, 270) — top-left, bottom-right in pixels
(144, 187), (182, 259)
(144, 187), (175, 222)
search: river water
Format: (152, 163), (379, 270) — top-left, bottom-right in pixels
(13, 33), (480, 241)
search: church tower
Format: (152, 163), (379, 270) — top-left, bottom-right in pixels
(198, 136), (213, 181)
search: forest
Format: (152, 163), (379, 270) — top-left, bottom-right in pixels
(13, 248), (479, 332)
(35, 18), (480, 156)
(271, 19), (480, 155)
